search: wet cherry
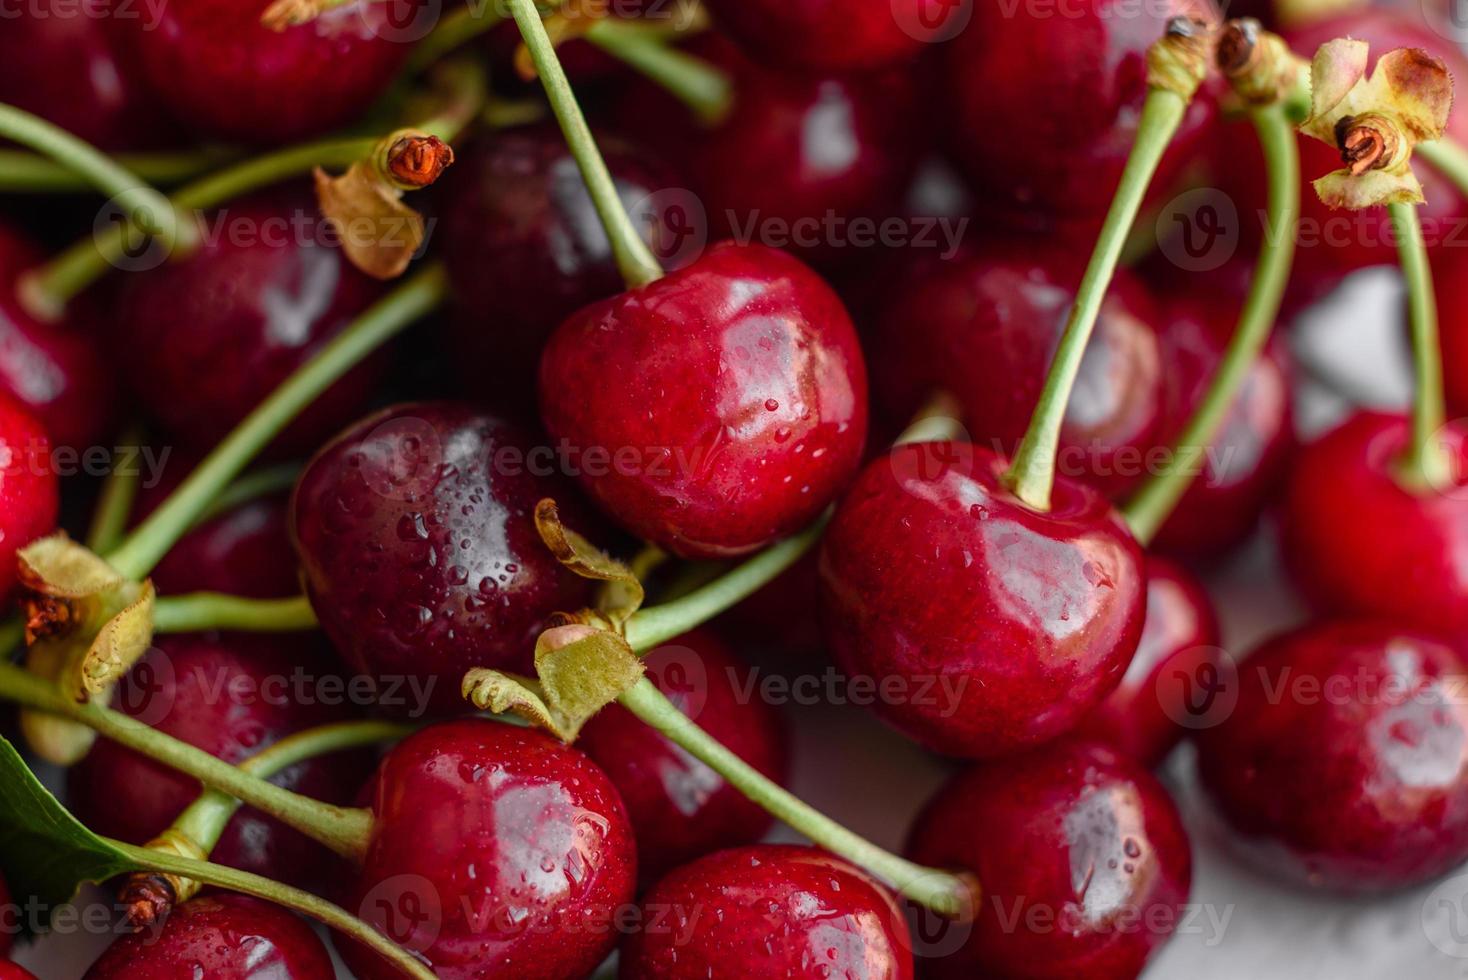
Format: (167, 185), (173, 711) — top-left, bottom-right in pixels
(147, 491), (299, 600)
(538, 241), (868, 559)
(618, 844), (914, 979)
(700, 0), (941, 72)
(818, 440), (1145, 758)
(338, 719), (637, 979)
(1195, 620), (1468, 891)
(578, 630), (788, 882)
(0, 393), (58, 600)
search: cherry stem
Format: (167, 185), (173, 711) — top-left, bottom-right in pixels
(506, 0), (665, 288)
(1418, 139), (1468, 198)
(105, 264), (447, 582)
(197, 462), (303, 523)
(106, 840), (432, 980)
(153, 593), (319, 634)
(1001, 88), (1189, 512)
(584, 18), (732, 124)
(86, 429), (146, 554)
(0, 148), (238, 193)
(1390, 200), (1451, 490)
(1123, 102), (1300, 542)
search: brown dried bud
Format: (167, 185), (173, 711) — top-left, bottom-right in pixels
(385, 136), (455, 189)
(119, 874), (176, 932)
(1338, 116), (1397, 174)
(1217, 18), (1261, 76)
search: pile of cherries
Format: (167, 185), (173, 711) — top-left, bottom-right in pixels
(2, 0), (1468, 977)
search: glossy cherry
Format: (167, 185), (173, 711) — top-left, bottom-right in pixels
(148, 492), (299, 600)
(701, 0), (943, 71)
(108, 0), (416, 145)
(1073, 556), (1224, 766)
(0, 393), (57, 600)
(338, 719), (637, 979)
(1196, 620), (1468, 891)
(1281, 412), (1468, 636)
(83, 893), (334, 979)
(578, 630), (788, 881)
(906, 739), (1192, 979)
(538, 241), (868, 559)
(291, 402), (594, 713)
(68, 633), (375, 893)
(110, 187), (386, 455)
(619, 844), (914, 979)
(818, 441), (1145, 758)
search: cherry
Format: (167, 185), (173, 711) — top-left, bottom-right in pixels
(906, 739), (1191, 979)
(867, 248), (1166, 498)
(700, 0), (936, 72)
(109, 187), (387, 456)
(818, 440), (1145, 758)
(67, 633), (376, 893)
(1434, 246), (1468, 421)
(290, 402), (595, 713)
(0, 393), (58, 600)
(538, 241), (868, 559)
(437, 125), (678, 409)
(1281, 412), (1468, 635)
(618, 844), (914, 979)
(1073, 556), (1224, 766)
(578, 630), (788, 882)
(338, 719), (637, 979)
(108, 0), (417, 145)
(83, 893), (334, 979)
(1195, 619), (1468, 891)
(148, 491), (299, 600)
(0, 964), (35, 980)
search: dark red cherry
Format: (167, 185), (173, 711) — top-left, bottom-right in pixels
(619, 844), (914, 979)
(109, 0), (417, 145)
(868, 249), (1166, 498)
(578, 630), (788, 882)
(68, 633), (375, 893)
(291, 402), (595, 714)
(906, 739), (1192, 979)
(818, 441), (1145, 758)
(1434, 246), (1468, 421)
(338, 719), (637, 979)
(1281, 412), (1468, 635)
(701, 0), (952, 72)
(109, 187), (386, 456)
(538, 241), (868, 559)
(438, 126), (678, 409)
(83, 893), (334, 979)
(715, 550), (824, 656)
(1073, 556), (1224, 766)
(148, 492), (299, 600)
(1196, 620), (1468, 891)
(0, 223), (115, 449)
(0, 393), (58, 600)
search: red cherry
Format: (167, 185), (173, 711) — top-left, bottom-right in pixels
(818, 441), (1145, 758)
(148, 492), (299, 600)
(1196, 620), (1468, 891)
(1073, 556), (1224, 766)
(338, 720), (637, 979)
(109, 188), (387, 455)
(1281, 412), (1468, 635)
(0, 393), (57, 599)
(701, 0), (943, 72)
(109, 0), (416, 144)
(290, 402), (595, 714)
(538, 241), (868, 559)
(68, 634), (375, 893)
(619, 844), (914, 979)
(1434, 246), (1468, 421)
(906, 739), (1192, 979)
(0, 963), (35, 980)
(578, 630), (788, 882)
(83, 893), (334, 979)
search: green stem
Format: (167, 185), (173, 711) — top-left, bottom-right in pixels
(506, 0), (664, 288)
(1122, 103), (1299, 542)
(107, 841), (431, 980)
(153, 594), (319, 634)
(1417, 137), (1468, 198)
(105, 264), (447, 581)
(1001, 88), (1189, 511)
(197, 463), (303, 524)
(86, 432), (146, 554)
(0, 148), (236, 193)
(1390, 200), (1450, 490)
(584, 18), (732, 124)
(617, 679), (976, 917)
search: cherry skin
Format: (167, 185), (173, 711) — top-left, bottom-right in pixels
(0, 393), (58, 599)
(83, 893), (334, 979)
(1434, 245), (1468, 420)
(1073, 556), (1224, 766)
(109, 187), (386, 456)
(67, 633), (376, 893)
(618, 844), (914, 979)
(538, 241), (868, 559)
(108, 0), (416, 145)
(818, 441), (1145, 758)
(701, 0), (944, 72)
(1281, 412), (1468, 636)
(906, 739), (1192, 979)
(1195, 620), (1468, 891)
(577, 630), (788, 882)
(148, 492), (299, 600)
(338, 719), (637, 979)
(291, 402), (595, 713)
(0, 964), (35, 980)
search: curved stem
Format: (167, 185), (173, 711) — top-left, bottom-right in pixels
(506, 0), (664, 288)
(153, 594), (319, 634)
(1001, 88), (1189, 511)
(198, 462), (303, 524)
(107, 841), (431, 980)
(0, 148), (236, 193)
(1390, 200), (1450, 490)
(105, 264), (447, 582)
(86, 430), (146, 554)
(1417, 137), (1468, 197)
(1123, 103), (1299, 542)
(584, 18), (732, 124)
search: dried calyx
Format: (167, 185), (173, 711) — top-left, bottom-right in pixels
(1217, 18), (1306, 107)
(1146, 16), (1217, 99)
